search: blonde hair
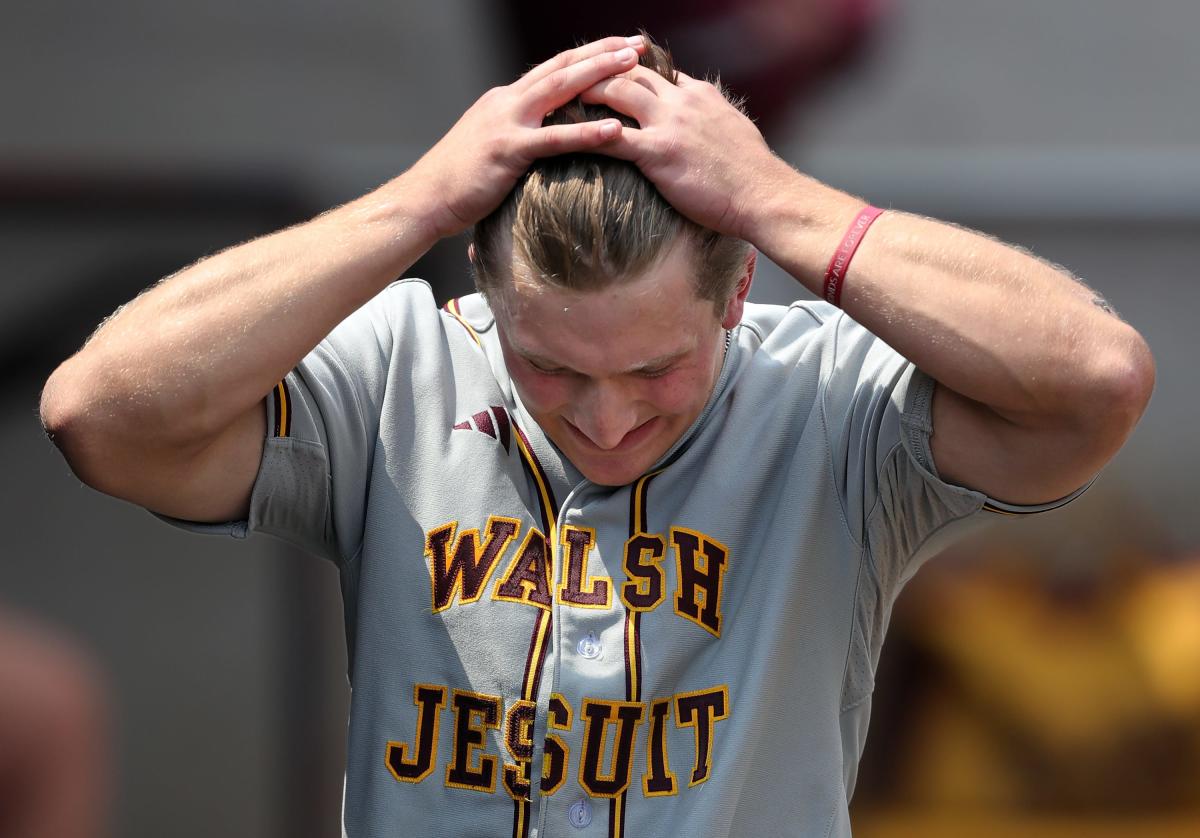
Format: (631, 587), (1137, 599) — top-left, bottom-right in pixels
(471, 36), (751, 313)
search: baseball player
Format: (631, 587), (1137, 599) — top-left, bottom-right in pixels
(41, 34), (1153, 837)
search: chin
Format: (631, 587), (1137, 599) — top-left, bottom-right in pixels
(579, 466), (635, 487)
(571, 452), (658, 487)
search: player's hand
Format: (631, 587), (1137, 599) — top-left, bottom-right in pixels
(581, 65), (796, 243)
(398, 36), (647, 241)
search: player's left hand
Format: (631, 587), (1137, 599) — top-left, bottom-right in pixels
(582, 65), (796, 243)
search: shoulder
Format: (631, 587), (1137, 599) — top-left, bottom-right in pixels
(718, 300), (846, 417)
(740, 299), (836, 337)
(443, 291), (496, 330)
(373, 277), (440, 324)
(332, 279), (498, 355)
(738, 299), (889, 374)
(324, 278), (439, 343)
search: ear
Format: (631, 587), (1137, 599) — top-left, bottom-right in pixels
(720, 249), (756, 330)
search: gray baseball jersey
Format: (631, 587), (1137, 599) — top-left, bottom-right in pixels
(163, 278), (1085, 837)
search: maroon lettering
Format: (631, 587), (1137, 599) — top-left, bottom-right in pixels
(427, 517), (519, 612)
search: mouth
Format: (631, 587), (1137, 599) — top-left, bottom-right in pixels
(563, 416), (659, 454)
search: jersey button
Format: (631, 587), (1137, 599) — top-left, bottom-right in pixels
(576, 632), (602, 660)
(567, 798), (593, 828)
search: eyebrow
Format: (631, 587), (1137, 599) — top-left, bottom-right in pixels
(515, 345), (690, 374)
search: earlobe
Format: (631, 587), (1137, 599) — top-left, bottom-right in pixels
(720, 297), (742, 330)
(720, 251), (756, 330)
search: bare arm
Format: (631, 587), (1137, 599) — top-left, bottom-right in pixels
(749, 191), (1154, 504)
(589, 65), (1155, 504)
(40, 36), (649, 523)
(40, 197), (437, 522)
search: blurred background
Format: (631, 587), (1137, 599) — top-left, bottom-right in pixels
(1, 0), (1197, 835)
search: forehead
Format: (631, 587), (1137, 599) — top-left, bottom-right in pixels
(492, 241), (718, 372)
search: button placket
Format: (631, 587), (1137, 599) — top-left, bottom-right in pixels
(541, 488), (622, 838)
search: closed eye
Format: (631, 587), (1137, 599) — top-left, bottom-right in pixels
(636, 365), (674, 379)
(527, 357), (567, 375)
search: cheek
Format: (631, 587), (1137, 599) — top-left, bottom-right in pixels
(511, 370), (572, 413)
(637, 371), (711, 415)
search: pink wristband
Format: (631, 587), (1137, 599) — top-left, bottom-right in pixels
(822, 205), (884, 308)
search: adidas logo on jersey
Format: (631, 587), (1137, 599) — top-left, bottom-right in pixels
(453, 405), (511, 454)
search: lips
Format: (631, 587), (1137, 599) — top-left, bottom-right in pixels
(563, 416), (660, 454)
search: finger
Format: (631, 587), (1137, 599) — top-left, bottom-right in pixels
(513, 35), (645, 93)
(579, 127), (646, 164)
(616, 64), (677, 97)
(579, 76), (660, 125)
(520, 119), (627, 160)
(523, 47), (642, 120)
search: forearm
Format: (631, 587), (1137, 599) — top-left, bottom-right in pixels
(41, 175), (437, 458)
(750, 170), (1153, 428)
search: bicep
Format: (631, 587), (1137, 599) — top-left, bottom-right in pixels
(129, 400), (266, 524)
(930, 382), (1103, 506)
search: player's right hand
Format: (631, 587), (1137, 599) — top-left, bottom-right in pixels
(395, 35), (645, 241)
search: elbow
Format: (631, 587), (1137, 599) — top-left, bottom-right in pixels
(41, 356), (225, 502)
(40, 361), (102, 485)
(1109, 326), (1155, 429)
(41, 363), (77, 454)
(1083, 326), (1156, 453)
(40, 358), (148, 496)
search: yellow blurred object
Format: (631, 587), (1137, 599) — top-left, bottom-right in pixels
(854, 812), (1200, 838)
(861, 546), (1200, 813)
(1122, 557), (1200, 719)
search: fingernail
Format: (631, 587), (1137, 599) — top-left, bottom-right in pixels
(599, 120), (619, 139)
(626, 35), (644, 47)
(616, 47), (636, 61)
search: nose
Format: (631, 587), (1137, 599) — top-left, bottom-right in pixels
(571, 380), (640, 450)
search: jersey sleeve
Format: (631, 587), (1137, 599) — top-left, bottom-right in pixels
(821, 312), (1090, 590)
(153, 280), (405, 564)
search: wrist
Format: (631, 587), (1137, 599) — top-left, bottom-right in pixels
(744, 174), (869, 297)
(303, 179), (442, 293)
(821, 205), (884, 307)
(349, 174), (445, 254)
